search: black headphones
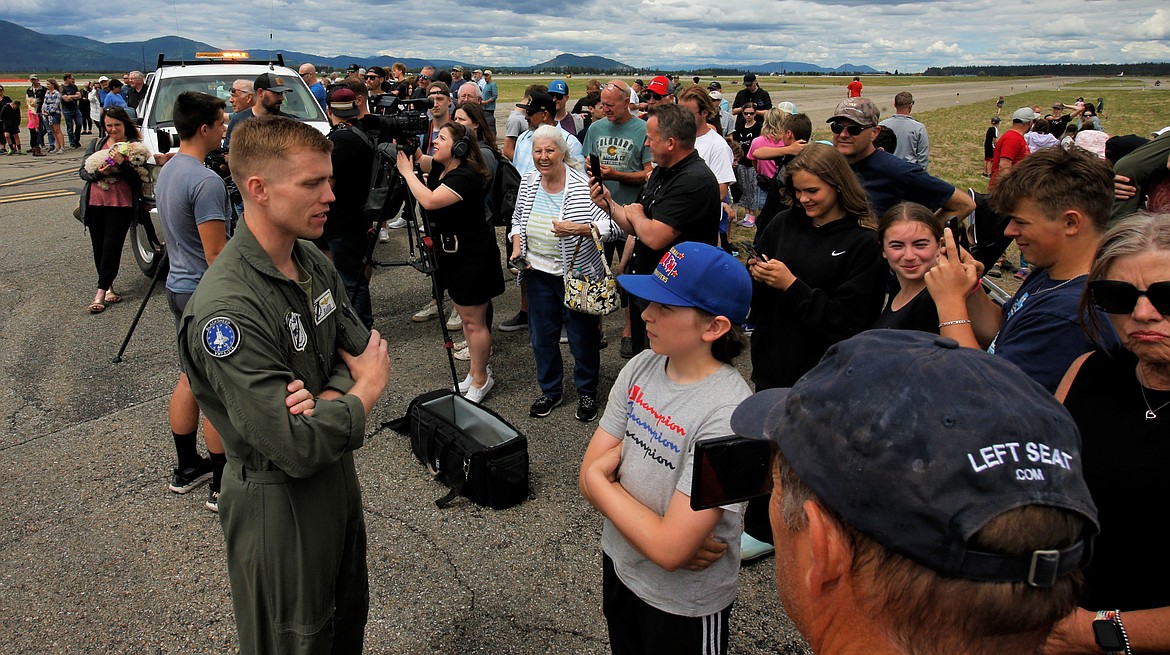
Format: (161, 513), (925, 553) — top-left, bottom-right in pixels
(451, 130), (474, 159)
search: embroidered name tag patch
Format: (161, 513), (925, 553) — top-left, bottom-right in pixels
(315, 289), (337, 325)
(203, 317), (240, 358)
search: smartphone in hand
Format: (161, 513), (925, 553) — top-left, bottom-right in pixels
(736, 240), (764, 261)
(690, 435), (773, 511)
(946, 216), (971, 253)
(589, 154), (603, 184)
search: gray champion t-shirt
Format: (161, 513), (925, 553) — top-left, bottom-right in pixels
(598, 350), (752, 617)
(155, 153), (231, 294)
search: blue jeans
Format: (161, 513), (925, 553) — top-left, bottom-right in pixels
(526, 269), (600, 399)
(64, 109), (82, 147)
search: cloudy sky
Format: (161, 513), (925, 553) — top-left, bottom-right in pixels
(9, 0), (1170, 71)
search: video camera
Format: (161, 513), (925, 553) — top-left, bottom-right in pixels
(367, 96), (433, 157)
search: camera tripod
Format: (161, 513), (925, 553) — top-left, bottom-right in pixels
(361, 162), (462, 392)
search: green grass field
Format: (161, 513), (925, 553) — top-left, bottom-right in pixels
(918, 85), (1168, 192)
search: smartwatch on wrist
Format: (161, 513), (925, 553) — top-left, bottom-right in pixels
(1093, 609), (1133, 655)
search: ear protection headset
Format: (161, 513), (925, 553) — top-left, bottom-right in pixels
(451, 129), (474, 159)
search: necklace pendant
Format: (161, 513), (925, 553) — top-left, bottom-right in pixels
(1147, 409), (1158, 420)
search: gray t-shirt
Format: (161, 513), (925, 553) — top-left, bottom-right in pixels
(598, 350), (752, 617)
(582, 116), (651, 205)
(156, 153), (230, 294)
(504, 108), (527, 140)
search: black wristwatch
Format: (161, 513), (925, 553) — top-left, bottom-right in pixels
(1093, 609), (1133, 655)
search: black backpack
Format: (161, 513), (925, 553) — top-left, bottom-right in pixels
(488, 156), (521, 227)
(344, 122), (405, 226)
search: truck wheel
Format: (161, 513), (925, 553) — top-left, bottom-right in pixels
(131, 220), (167, 277)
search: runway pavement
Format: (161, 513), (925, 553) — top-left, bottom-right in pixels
(0, 150), (807, 654)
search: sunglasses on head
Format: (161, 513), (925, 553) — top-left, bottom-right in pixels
(830, 121), (868, 136)
(1089, 280), (1170, 315)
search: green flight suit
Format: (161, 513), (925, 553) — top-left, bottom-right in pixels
(180, 219), (372, 655)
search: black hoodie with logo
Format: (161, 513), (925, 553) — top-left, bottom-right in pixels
(749, 206), (888, 390)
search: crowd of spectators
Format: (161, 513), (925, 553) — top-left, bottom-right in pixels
(21, 60), (1170, 654)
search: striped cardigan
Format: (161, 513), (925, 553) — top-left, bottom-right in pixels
(508, 165), (624, 282)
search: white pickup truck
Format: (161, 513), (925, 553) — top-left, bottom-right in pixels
(130, 52), (330, 276)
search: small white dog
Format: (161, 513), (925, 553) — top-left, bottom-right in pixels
(83, 141), (153, 195)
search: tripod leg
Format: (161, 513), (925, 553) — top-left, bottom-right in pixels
(112, 253), (168, 363)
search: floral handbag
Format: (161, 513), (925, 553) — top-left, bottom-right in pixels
(563, 224), (621, 316)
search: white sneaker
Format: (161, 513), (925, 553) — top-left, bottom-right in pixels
(464, 374), (495, 403)
(387, 217), (408, 229)
(453, 341), (470, 361)
(740, 532), (775, 563)
(412, 299), (439, 322)
(378, 228), (391, 243)
(446, 308), (463, 331)
(458, 364), (491, 392)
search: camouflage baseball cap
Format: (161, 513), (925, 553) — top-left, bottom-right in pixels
(828, 97), (879, 127)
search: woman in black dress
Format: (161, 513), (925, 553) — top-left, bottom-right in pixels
(396, 122), (505, 403)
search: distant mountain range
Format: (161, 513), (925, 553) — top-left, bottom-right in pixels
(0, 19), (880, 75)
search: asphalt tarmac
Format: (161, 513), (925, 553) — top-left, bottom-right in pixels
(0, 151), (807, 654)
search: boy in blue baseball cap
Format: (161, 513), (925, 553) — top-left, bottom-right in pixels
(579, 242), (752, 654)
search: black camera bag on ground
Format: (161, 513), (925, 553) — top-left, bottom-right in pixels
(391, 389), (530, 509)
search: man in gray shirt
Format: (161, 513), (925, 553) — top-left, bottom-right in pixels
(878, 91), (930, 169)
(155, 91), (232, 511)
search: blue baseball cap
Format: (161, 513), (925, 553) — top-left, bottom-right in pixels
(731, 330), (1099, 587)
(618, 242), (751, 324)
(548, 79), (569, 96)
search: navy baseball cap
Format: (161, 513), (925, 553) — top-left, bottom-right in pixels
(618, 242), (751, 324)
(731, 330), (1099, 587)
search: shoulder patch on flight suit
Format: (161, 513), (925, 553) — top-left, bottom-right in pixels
(203, 317), (241, 358)
(314, 289), (337, 325)
(285, 310), (308, 352)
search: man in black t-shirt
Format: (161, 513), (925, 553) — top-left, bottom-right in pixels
(60, 73), (83, 148)
(317, 83), (376, 328)
(589, 102), (720, 355)
(732, 73), (772, 117)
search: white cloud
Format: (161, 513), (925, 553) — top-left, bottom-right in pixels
(6, 0), (1169, 71)
(1132, 8), (1170, 39)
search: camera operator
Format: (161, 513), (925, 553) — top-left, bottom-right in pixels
(154, 91), (232, 510)
(315, 83), (377, 329)
(364, 66), (391, 115)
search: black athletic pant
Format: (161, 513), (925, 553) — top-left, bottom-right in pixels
(86, 204), (134, 290)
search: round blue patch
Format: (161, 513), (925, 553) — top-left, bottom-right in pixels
(203, 317), (240, 358)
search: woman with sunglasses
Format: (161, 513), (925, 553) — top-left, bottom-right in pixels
(1046, 212), (1170, 653)
(731, 104), (763, 227)
(741, 143), (887, 560)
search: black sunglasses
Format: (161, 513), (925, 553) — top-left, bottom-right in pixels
(830, 121), (869, 136)
(647, 91), (664, 101)
(1089, 280), (1170, 315)
(524, 107), (546, 116)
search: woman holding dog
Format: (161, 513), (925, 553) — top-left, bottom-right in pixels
(78, 106), (146, 313)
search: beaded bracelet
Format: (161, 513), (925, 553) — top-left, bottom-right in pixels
(938, 319), (972, 328)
